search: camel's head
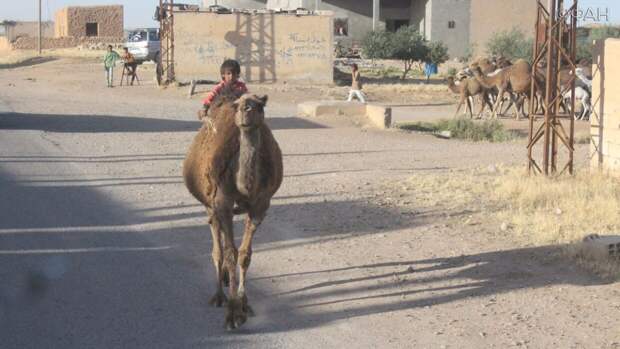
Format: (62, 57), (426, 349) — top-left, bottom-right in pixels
(468, 62), (481, 74)
(233, 94), (268, 130)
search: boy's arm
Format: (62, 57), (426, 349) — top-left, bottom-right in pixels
(202, 81), (225, 106)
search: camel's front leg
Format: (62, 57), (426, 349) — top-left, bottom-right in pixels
(227, 213), (264, 329)
(492, 88), (506, 119)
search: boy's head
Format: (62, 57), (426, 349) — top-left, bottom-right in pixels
(107, 45), (113, 51)
(351, 63), (358, 71)
(220, 59), (241, 83)
(123, 47), (129, 53)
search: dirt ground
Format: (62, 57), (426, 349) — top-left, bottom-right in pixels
(0, 57), (618, 348)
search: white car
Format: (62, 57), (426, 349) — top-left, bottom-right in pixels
(125, 28), (160, 63)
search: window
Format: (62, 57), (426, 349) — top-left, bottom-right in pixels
(148, 30), (160, 41)
(86, 23), (98, 37)
(334, 18), (348, 37)
(386, 20), (410, 33)
(129, 30), (147, 42)
(448, 21), (456, 29)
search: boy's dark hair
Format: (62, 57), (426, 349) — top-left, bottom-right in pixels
(351, 63), (358, 70)
(220, 59), (241, 76)
(123, 47), (129, 51)
(107, 45), (113, 49)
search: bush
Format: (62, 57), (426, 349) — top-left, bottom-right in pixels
(486, 28), (533, 62)
(447, 67), (458, 77)
(589, 26), (620, 41)
(361, 30), (393, 60)
(391, 26), (429, 79)
(396, 119), (517, 142)
(426, 41), (450, 66)
(361, 27), (449, 80)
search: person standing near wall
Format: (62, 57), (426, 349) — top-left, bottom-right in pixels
(103, 45), (120, 88)
(347, 63), (366, 103)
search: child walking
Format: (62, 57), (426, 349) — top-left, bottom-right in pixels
(103, 45), (120, 88)
(347, 63), (366, 103)
(200, 59), (248, 118)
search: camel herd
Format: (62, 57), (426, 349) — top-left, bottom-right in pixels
(448, 56), (594, 121)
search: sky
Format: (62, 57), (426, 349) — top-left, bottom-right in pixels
(2, 0), (619, 28)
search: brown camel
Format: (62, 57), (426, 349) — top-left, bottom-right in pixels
(470, 59), (533, 120)
(183, 93), (283, 330)
(447, 76), (493, 119)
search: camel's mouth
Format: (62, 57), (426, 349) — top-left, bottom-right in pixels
(238, 123), (258, 130)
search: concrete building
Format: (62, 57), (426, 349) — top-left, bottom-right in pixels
(54, 5), (124, 38)
(173, 11), (333, 84)
(0, 21), (54, 42)
(202, 0), (537, 57)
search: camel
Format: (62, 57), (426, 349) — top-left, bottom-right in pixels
(183, 93), (283, 330)
(470, 59), (533, 120)
(447, 76), (493, 119)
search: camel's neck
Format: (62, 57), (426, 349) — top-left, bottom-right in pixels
(474, 70), (496, 89)
(447, 81), (460, 94)
(236, 128), (261, 197)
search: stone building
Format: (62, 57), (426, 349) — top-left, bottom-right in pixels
(54, 5), (124, 38)
(202, 0), (537, 57)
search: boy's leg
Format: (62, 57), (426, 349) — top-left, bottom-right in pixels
(110, 67), (114, 87)
(347, 90), (354, 102)
(357, 90), (367, 103)
(105, 68), (110, 87)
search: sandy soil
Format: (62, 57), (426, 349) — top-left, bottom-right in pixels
(0, 58), (617, 349)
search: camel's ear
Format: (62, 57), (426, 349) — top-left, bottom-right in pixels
(258, 95), (268, 106)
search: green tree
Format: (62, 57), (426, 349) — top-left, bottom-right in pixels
(426, 41), (450, 65)
(589, 26), (620, 41)
(391, 26), (429, 79)
(486, 28), (533, 62)
(361, 30), (393, 60)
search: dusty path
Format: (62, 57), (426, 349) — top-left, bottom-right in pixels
(0, 59), (617, 348)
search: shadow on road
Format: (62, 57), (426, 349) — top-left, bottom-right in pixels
(0, 112), (326, 133)
(0, 56), (57, 70)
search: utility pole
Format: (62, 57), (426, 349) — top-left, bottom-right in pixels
(38, 0), (42, 54)
(372, 0), (379, 31)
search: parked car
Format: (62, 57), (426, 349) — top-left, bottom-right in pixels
(125, 28), (160, 63)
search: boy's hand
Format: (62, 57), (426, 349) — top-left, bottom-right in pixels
(198, 105), (209, 120)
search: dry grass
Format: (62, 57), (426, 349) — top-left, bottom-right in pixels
(400, 166), (620, 277)
(396, 119), (519, 142)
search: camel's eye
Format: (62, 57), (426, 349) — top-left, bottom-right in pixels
(244, 105), (252, 112)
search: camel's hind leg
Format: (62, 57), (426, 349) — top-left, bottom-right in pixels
(208, 210), (229, 307)
(207, 210), (227, 307)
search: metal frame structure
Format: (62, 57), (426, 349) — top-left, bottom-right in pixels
(527, 0), (578, 175)
(158, 0), (175, 85)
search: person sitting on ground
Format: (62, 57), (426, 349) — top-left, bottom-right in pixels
(103, 45), (121, 88)
(199, 59), (248, 120)
(121, 47), (138, 86)
(347, 63), (366, 103)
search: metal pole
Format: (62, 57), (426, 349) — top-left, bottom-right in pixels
(543, 0), (557, 175)
(38, 0), (42, 54)
(372, 0), (379, 31)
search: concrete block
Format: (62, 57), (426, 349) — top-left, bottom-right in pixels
(366, 104), (392, 129)
(298, 101), (365, 118)
(298, 101), (391, 129)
